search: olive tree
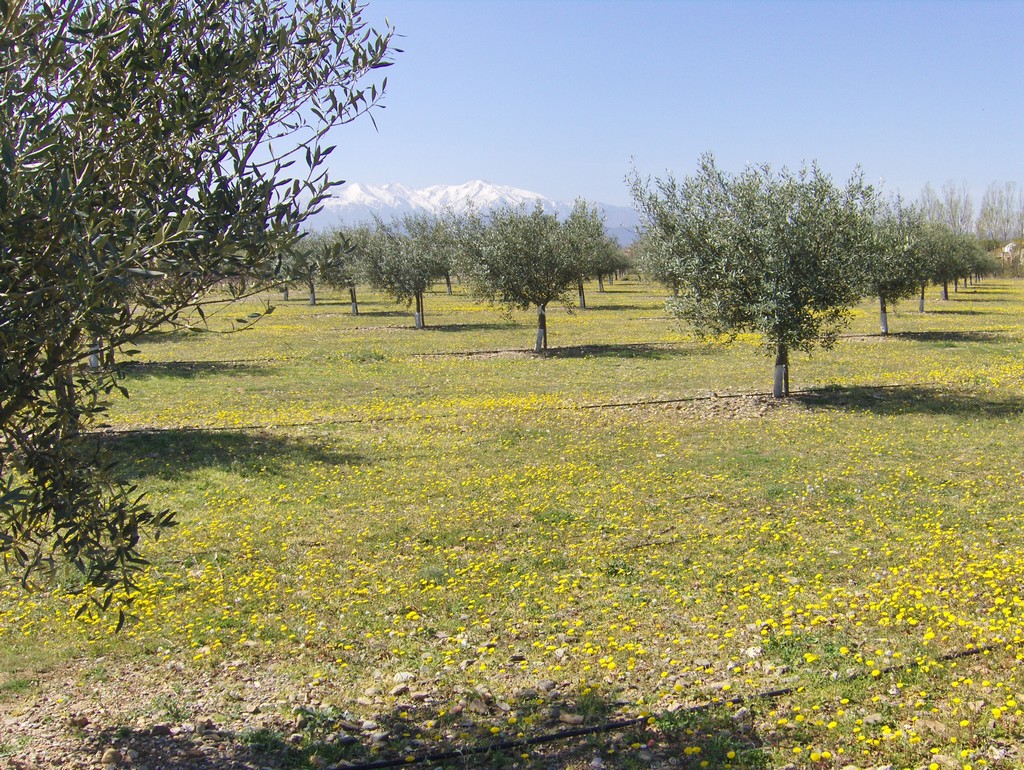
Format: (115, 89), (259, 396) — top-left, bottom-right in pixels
(464, 201), (603, 352)
(362, 213), (448, 329)
(282, 233), (343, 306)
(0, 0), (393, 614)
(859, 201), (927, 335)
(630, 154), (874, 397)
(335, 224), (373, 315)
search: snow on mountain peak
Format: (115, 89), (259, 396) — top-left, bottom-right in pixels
(310, 180), (641, 243)
(326, 180), (550, 215)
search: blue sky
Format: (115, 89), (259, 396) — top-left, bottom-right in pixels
(335, 0), (1023, 207)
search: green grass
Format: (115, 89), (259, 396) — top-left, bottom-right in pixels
(4, 277), (1024, 768)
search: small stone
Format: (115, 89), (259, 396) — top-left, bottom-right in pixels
(510, 654), (526, 662)
(70, 714), (90, 728)
(360, 720), (378, 731)
(468, 698), (489, 715)
(392, 671), (416, 684)
(915, 718), (947, 735)
(287, 733), (304, 744)
(862, 712), (884, 726)
(732, 706), (751, 723)
(410, 691), (430, 702)
(101, 747), (122, 765)
(558, 712), (584, 725)
(637, 749), (653, 762)
(244, 704), (261, 715)
(370, 731), (389, 744)
(150, 723), (171, 736)
(390, 684), (409, 697)
(930, 756), (959, 769)
(537, 679), (558, 692)
(693, 658), (713, 668)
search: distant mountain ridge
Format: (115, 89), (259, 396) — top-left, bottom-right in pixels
(305, 180), (641, 244)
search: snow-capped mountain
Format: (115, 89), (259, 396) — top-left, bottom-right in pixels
(305, 181), (641, 244)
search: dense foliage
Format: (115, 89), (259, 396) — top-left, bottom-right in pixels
(462, 202), (608, 352)
(0, 0), (393, 612)
(630, 154), (876, 396)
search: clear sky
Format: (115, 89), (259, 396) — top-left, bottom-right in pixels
(335, 0), (1024, 207)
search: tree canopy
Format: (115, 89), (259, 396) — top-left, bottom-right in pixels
(859, 200), (927, 335)
(0, 0), (393, 615)
(630, 154), (875, 396)
(464, 201), (605, 352)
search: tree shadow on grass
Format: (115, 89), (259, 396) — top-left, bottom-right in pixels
(926, 307), (984, 316)
(119, 361), (273, 380)
(428, 322), (518, 333)
(889, 330), (1013, 343)
(136, 329), (210, 346)
(541, 342), (694, 360)
(580, 302), (658, 312)
(92, 429), (364, 482)
(84, 683), (769, 769)
(794, 384), (1024, 418)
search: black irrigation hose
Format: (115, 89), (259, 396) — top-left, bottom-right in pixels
(318, 642), (1006, 770)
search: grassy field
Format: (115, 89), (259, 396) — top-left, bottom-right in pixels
(4, 277), (1024, 770)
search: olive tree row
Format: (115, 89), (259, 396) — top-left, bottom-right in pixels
(317, 203), (624, 345)
(632, 156), (1005, 395)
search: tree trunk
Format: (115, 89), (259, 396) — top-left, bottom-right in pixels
(941, 281), (949, 301)
(773, 344), (789, 398)
(535, 303), (548, 353)
(879, 295), (889, 336)
(445, 273), (452, 295)
(414, 292), (425, 329)
(349, 285), (359, 316)
(919, 283), (925, 313)
(282, 284), (289, 301)
(953, 278), (958, 293)
(89, 337), (101, 369)
(577, 279), (586, 309)
(597, 274), (605, 293)
(307, 278), (316, 306)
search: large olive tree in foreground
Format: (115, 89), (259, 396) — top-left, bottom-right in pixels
(0, 0), (393, 614)
(630, 154), (875, 397)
